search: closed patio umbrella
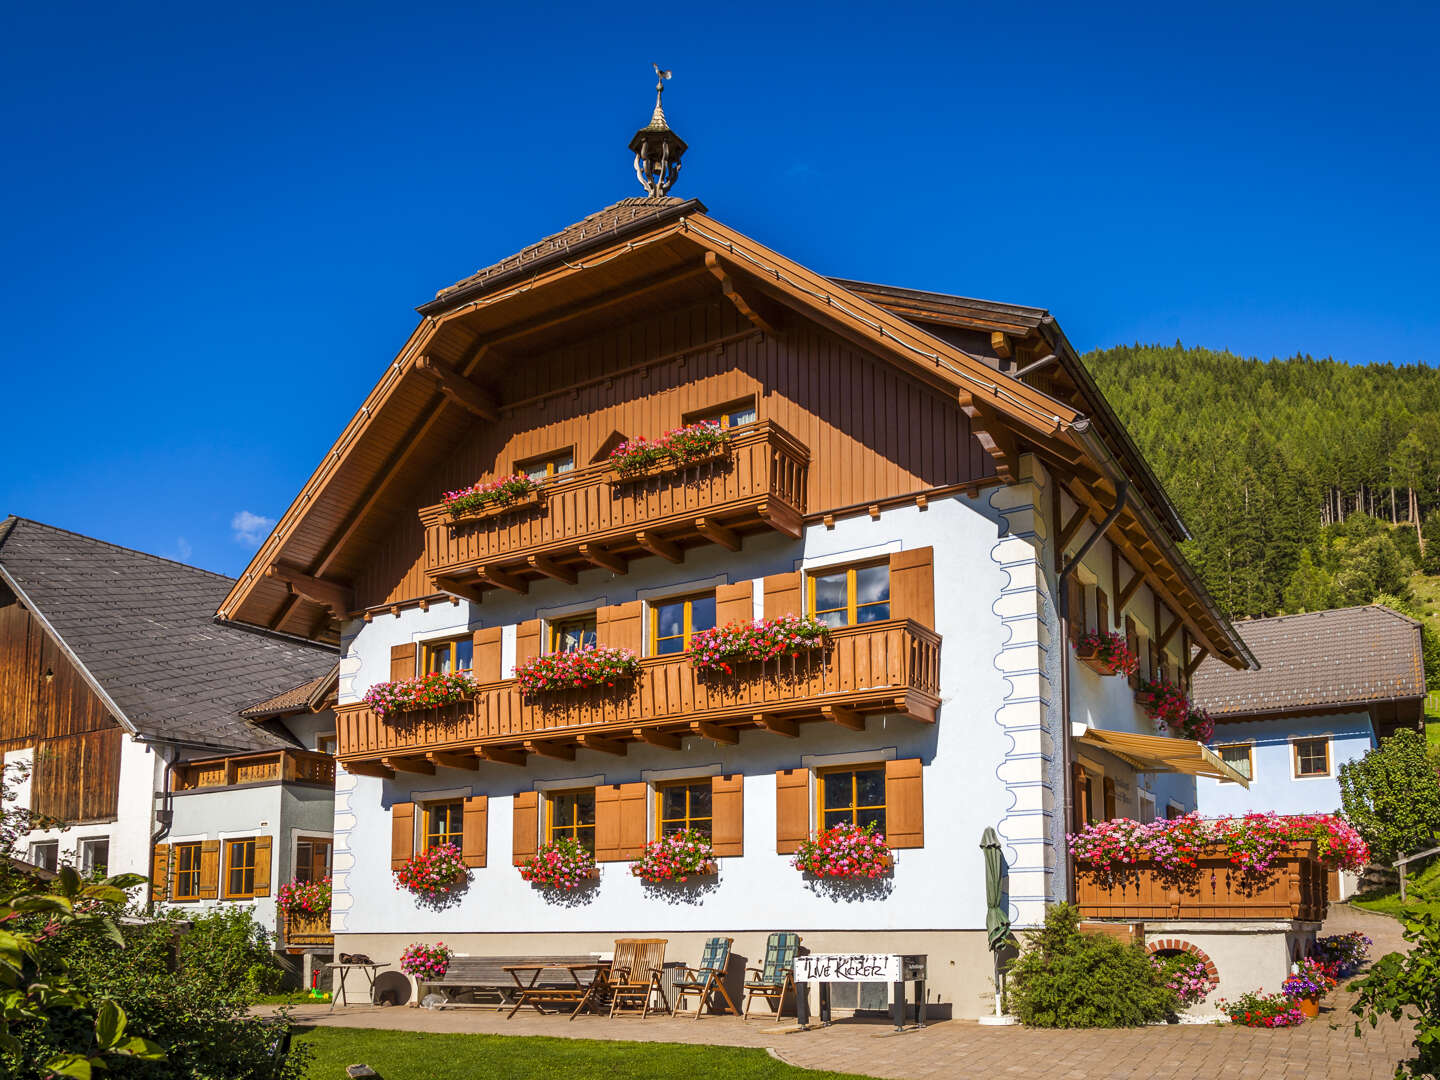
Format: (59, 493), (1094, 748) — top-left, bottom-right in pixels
(980, 827), (1013, 1018)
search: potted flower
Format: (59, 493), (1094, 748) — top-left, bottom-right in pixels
(513, 646), (641, 695)
(276, 876), (331, 918)
(519, 837), (598, 890)
(399, 941), (453, 981)
(1074, 630), (1139, 678)
(609, 422), (731, 478)
(689, 615), (832, 675)
(1311, 931), (1372, 977)
(1280, 960), (1331, 1018)
(630, 828), (717, 884)
(791, 822), (892, 879)
(441, 474), (542, 519)
(393, 842), (470, 898)
(363, 671), (479, 719)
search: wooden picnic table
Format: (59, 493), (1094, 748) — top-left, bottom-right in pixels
(504, 961), (613, 1020)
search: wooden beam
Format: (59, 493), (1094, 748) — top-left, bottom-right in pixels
(635, 531), (682, 564)
(432, 575), (486, 604)
(991, 331), (1012, 359)
(381, 756), (434, 775)
(477, 565), (528, 595)
(1116, 560), (1144, 612)
(475, 746), (527, 767)
(1057, 505), (1090, 553)
(689, 720), (739, 745)
(266, 562), (354, 616)
(341, 761), (394, 779)
(575, 734), (627, 756)
(634, 728), (683, 750)
(704, 251), (780, 335)
(527, 555), (577, 585)
(578, 543), (627, 574)
(524, 739), (576, 761)
(413, 355), (499, 421)
(959, 395), (1019, 484)
(695, 517), (740, 551)
(755, 714), (798, 738)
(1185, 647), (1210, 679)
(426, 751), (478, 771)
(821, 705), (865, 731)
(1157, 615), (1182, 650)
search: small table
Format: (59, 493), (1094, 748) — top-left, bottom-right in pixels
(504, 962), (613, 1020)
(792, 954), (927, 1032)
(328, 962), (390, 1010)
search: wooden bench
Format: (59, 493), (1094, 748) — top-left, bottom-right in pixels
(420, 955), (602, 1010)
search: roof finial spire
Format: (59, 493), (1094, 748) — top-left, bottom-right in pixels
(629, 64), (687, 197)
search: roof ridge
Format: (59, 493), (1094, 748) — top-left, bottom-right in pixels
(1235, 603), (1412, 627)
(0, 516), (237, 584)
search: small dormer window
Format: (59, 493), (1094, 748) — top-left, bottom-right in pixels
(517, 449), (575, 481)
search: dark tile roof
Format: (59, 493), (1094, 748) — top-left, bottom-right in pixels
(0, 517), (337, 751)
(239, 664), (338, 719)
(418, 196), (703, 316)
(1191, 605), (1425, 718)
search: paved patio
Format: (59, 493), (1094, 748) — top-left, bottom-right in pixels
(273, 905), (1416, 1079)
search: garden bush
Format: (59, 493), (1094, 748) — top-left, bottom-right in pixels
(1339, 728), (1440, 864)
(1005, 903), (1177, 1027)
(175, 907), (287, 995)
(1351, 911), (1440, 1078)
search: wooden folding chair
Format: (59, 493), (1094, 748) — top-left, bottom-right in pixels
(743, 932), (800, 1019)
(608, 938), (670, 1018)
(671, 936), (740, 1019)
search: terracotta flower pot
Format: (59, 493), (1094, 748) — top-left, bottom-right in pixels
(1298, 996), (1320, 1018)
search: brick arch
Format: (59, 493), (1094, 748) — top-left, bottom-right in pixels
(1147, 939), (1220, 992)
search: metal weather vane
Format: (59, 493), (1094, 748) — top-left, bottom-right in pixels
(629, 64), (687, 197)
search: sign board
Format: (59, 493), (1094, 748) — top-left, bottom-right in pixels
(793, 953), (926, 983)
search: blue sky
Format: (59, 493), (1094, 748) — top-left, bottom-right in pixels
(2, 1), (1436, 576)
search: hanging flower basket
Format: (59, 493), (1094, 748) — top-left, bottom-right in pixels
(514, 646), (641, 695)
(630, 829), (718, 884)
(792, 822), (893, 879)
(364, 671), (479, 719)
(689, 615), (832, 674)
(393, 843), (470, 898)
(399, 941), (454, 980)
(442, 474), (542, 520)
(276, 876), (331, 917)
(1074, 631), (1139, 678)
(609, 422), (731, 479)
(519, 837), (599, 890)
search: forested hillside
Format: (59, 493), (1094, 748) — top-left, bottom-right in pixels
(1083, 344), (1440, 623)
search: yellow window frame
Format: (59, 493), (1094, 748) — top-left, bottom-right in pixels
(223, 838), (257, 899)
(546, 789), (596, 851)
(816, 764), (887, 830)
(655, 779), (713, 837)
(422, 801), (464, 852)
(684, 396), (758, 430)
(515, 447), (576, 480)
(423, 636), (472, 674)
(649, 592), (716, 655)
(173, 842), (202, 901)
(807, 560), (890, 627)
(549, 613), (597, 654)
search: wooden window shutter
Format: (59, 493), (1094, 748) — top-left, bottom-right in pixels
(511, 791), (538, 866)
(884, 758), (924, 848)
(715, 581), (754, 626)
(472, 627), (503, 683)
(198, 840), (220, 899)
(710, 773), (744, 856)
(1149, 640), (1161, 684)
(888, 548), (934, 627)
(1096, 589), (1110, 637)
(514, 620), (541, 669)
(598, 601), (643, 655)
(595, 782), (647, 862)
(252, 835), (273, 897)
(762, 572), (802, 620)
(1103, 776), (1117, 821)
(391, 802), (415, 870)
(1066, 578), (1086, 644)
(389, 643), (417, 682)
(1072, 764), (1090, 832)
(1125, 616), (1141, 689)
(461, 795), (488, 868)
(150, 843), (170, 902)
(774, 768), (810, 854)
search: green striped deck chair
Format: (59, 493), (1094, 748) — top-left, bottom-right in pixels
(672, 937), (739, 1019)
(743, 932), (800, 1019)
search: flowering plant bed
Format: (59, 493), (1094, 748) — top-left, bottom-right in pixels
(1311, 930), (1372, 977)
(608, 422), (731, 478)
(1135, 679), (1213, 741)
(1219, 989), (1307, 1028)
(1075, 631), (1139, 678)
(792, 822), (892, 879)
(441, 474), (541, 519)
(399, 941), (453, 980)
(363, 671), (479, 719)
(513, 646), (641, 694)
(276, 876), (331, 917)
(630, 828), (717, 884)
(393, 843), (470, 898)
(1151, 954), (1213, 1007)
(519, 837), (598, 890)
(689, 614), (832, 674)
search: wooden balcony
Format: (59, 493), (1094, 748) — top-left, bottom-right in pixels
(335, 619), (940, 773)
(418, 421), (809, 598)
(1075, 845), (1328, 922)
(172, 750), (335, 791)
(280, 909), (333, 953)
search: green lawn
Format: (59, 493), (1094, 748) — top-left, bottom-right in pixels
(292, 1028), (872, 1080)
(255, 990), (330, 1006)
(1352, 851), (1440, 922)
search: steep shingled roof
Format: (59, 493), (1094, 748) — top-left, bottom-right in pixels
(239, 664), (338, 719)
(1191, 605), (1425, 718)
(0, 517), (337, 750)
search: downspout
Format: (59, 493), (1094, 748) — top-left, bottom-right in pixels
(148, 752), (176, 907)
(1055, 426), (1129, 901)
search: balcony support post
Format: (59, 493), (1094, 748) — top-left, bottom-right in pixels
(755, 714), (798, 737)
(476, 746), (527, 767)
(426, 751), (478, 771)
(338, 761), (394, 779)
(821, 706), (865, 731)
(690, 720), (739, 745)
(381, 756), (435, 775)
(635, 531), (683, 564)
(524, 739), (576, 761)
(579, 544), (628, 575)
(694, 517), (740, 551)
(527, 555), (578, 585)
(433, 575), (486, 604)
(477, 565), (528, 595)
(576, 734), (627, 756)
(634, 728), (683, 750)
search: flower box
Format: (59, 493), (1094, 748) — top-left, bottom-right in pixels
(791, 822), (893, 879)
(446, 488), (543, 523)
(441, 474), (542, 520)
(630, 829), (718, 884)
(364, 672), (479, 719)
(520, 837), (599, 890)
(689, 615), (832, 675)
(393, 843), (470, 898)
(1073, 850), (1328, 921)
(1074, 631), (1139, 678)
(610, 446), (731, 482)
(513, 646), (642, 695)
(608, 422), (732, 480)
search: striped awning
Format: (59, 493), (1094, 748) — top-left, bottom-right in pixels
(1075, 727), (1250, 788)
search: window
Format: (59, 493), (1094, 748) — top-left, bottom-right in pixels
(295, 837), (333, 882)
(1138, 789), (1157, 825)
(224, 838), (258, 899)
(173, 842), (202, 901)
(1294, 737), (1330, 778)
(424, 637), (474, 674)
(547, 789), (596, 854)
(316, 733), (337, 756)
(78, 838), (109, 877)
(422, 802), (463, 852)
(657, 780), (713, 838)
(651, 593), (717, 655)
(1216, 743), (1253, 782)
(517, 449), (575, 481)
(550, 614), (597, 653)
(819, 766), (886, 832)
(29, 841), (58, 873)
(809, 563), (890, 628)
(687, 399), (757, 429)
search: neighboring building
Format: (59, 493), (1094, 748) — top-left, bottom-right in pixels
(0, 517), (337, 940)
(214, 97), (1264, 1016)
(1193, 604), (1427, 819)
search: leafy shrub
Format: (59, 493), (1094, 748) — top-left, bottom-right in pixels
(1351, 912), (1440, 1078)
(1339, 728), (1440, 864)
(176, 907), (286, 996)
(1005, 903), (1176, 1027)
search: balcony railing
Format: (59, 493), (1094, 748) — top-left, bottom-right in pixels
(335, 619), (940, 771)
(417, 421), (809, 596)
(172, 750), (335, 791)
(1074, 844), (1328, 922)
(280, 909), (333, 952)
